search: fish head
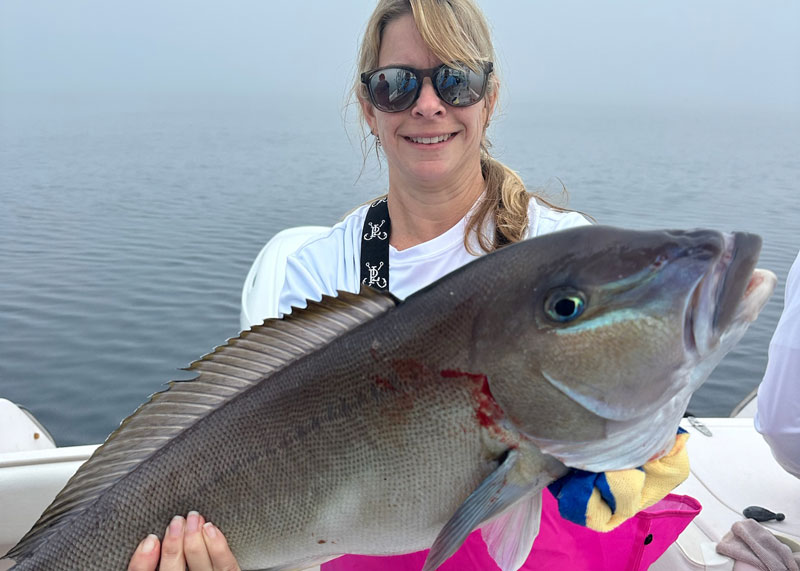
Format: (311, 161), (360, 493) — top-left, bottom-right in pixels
(473, 226), (776, 469)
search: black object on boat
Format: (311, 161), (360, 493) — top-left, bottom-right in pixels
(744, 506), (786, 522)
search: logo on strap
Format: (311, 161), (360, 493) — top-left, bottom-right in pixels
(362, 261), (387, 289)
(364, 219), (388, 241)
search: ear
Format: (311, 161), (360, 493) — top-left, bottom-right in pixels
(359, 95), (378, 136)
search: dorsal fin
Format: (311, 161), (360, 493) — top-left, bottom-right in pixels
(7, 287), (396, 562)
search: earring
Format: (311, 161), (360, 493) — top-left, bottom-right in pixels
(375, 133), (381, 147)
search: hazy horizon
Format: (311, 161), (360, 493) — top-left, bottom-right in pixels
(2, 1), (798, 116)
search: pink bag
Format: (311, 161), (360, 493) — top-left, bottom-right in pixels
(322, 491), (700, 570)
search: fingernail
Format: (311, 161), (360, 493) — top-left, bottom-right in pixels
(168, 515), (184, 537)
(203, 522), (218, 538)
(141, 534), (157, 554)
(186, 511), (200, 532)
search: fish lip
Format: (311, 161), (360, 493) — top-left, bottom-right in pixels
(713, 232), (762, 331)
(687, 232), (765, 356)
(679, 233), (726, 356)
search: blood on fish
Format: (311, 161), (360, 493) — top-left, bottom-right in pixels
(372, 364), (421, 424)
(390, 358), (434, 381)
(440, 369), (504, 430)
(372, 375), (397, 392)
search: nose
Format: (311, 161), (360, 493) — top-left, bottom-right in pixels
(412, 78), (445, 118)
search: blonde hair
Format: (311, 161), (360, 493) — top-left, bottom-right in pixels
(354, 0), (573, 252)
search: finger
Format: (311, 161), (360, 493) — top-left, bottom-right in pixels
(126, 534), (160, 571)
(158, 515), (187, 571)
(183, 511), (213, 569)
(202, 522), (241, 571)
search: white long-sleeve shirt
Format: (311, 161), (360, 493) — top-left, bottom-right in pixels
(240, 198), (589, 329)
(755, 250), (800, 478)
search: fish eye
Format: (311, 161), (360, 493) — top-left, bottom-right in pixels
(544, 289), (586, 323)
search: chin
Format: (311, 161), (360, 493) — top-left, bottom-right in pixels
(405, 161), (460, 183)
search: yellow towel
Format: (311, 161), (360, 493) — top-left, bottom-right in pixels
(549, 431), (690, 531)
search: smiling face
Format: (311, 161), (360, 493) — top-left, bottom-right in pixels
(359, 13), (496, 190)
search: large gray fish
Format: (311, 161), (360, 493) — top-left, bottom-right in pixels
(5, 226), (775, 571)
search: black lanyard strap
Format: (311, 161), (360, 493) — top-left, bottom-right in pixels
(360, 197), (391, 291)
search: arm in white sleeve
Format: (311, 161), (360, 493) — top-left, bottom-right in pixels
(755, 251), (800, 478)
(239, 226), (331, 330)
(240, 210), (366, 330)
(275, 219), (364, 317)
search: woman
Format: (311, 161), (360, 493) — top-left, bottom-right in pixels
(129, 1), (696, 569)
(257, 2), (587, 320)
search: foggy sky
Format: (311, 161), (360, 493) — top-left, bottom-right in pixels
(1, 0), (798, 113)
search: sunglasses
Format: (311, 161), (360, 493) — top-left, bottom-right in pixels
(361, 61), (493, 113)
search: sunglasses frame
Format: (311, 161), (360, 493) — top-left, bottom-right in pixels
(361, 61), (494, 113)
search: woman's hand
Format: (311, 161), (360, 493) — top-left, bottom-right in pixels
(127, 511), (241, 571)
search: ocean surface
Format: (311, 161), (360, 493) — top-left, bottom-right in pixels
(1, 94), (798, 446)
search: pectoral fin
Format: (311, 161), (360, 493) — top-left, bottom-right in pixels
(422, 446), (565, 571)
(481, 492), (542, 571)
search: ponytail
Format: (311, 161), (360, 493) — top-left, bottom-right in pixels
(469, 153), (575, 253)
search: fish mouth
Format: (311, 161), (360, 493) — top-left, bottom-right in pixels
(686, 232), (775, 356)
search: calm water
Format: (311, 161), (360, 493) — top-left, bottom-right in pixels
(1, 95), (798, 446)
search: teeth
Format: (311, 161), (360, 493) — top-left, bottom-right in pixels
(409, 134), (451, 144)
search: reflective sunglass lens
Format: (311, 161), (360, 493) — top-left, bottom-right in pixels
(435, 66), (482, 106)
(369, 69), (419, 112)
